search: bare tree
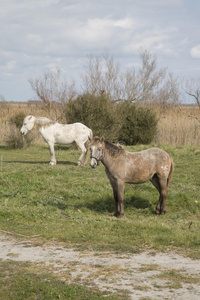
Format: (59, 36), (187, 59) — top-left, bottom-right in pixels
(81, 54), (121, 100)
(154, 73), (180, 109)
(136, 49), (167, 102)
(81, 49), (170, 104)
(182, 77), (200, 108)
(29, 66), (76, 121)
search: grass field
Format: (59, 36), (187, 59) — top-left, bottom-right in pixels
(0, 260), (120, 300)
(0, 103), (200, 298)
(0, 143), (199, 258)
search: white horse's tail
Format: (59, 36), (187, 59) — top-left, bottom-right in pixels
(88, 128), (93, 139)
(82, 129), (93, 165)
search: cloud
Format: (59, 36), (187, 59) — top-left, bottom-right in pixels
(190, 45), (200, 59)
(6, 61), (17, 70)
(27, 34), (42, 45)
(0, 0), (200, 101)
(122, 27), (178, 56)
(65, 17), (135, 50)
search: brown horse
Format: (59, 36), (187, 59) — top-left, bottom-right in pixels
(89, 137), (174, 217)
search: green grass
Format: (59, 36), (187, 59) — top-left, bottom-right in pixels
(0, 144), (200, 258)
(0, 260), (119, 300)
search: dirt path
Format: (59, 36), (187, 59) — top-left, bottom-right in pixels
(0, 233), (199, 299)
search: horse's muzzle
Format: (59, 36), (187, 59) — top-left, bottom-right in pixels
(20, 129), (27, 135)
(90, 158), (98, 168)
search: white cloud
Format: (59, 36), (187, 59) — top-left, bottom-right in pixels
(122, 28), (175, 55)
(0, 0), (200, 101)
(27, 34), (42, 45)
(6, 61), (17, 70)
(66, 17), (134, 48)
(138, 0), (183, 6)
(190, 45), (200, 59)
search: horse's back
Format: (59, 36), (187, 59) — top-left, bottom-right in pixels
(49, 122), (92, 144)
(114, 147), (173, 183)
(135, 147), (172, 166)
(137, 147), (173, 178)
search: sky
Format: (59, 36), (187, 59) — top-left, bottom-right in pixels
(1, 0), (200, 102)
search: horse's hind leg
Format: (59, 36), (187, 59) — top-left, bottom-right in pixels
(76, 141), (87, 166)
(151, 174), (168, 215)
(159, 180), (168, 215)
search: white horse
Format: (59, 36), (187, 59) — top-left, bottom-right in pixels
(20, 115), (93, 166)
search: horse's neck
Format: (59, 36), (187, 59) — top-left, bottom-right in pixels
(101, 146), (117, 167)
(34, 117), (51, 131)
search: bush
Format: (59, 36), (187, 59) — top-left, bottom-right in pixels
(4, 113), (35, 149)
(65, 93), (158, 145)
(9, 112), (26, 128)
(65, 93), (121, 141)
(117, 102), (158, 145)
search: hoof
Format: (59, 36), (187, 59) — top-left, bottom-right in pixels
(114, 212), (124, 218)
(49, 161), (56, 165)
(155, 209), (166, 215)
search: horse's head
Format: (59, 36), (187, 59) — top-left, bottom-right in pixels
(89, 137), (104, 168)
(20, 115), (35, 135)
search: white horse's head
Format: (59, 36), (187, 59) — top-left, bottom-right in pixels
(20, 115), (35, 135)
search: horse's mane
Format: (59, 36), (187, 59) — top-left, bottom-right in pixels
(34, 117), (56, 130)
(104, 140), (124, 158)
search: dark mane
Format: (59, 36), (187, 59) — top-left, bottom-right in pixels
(104, 140), (124, 158)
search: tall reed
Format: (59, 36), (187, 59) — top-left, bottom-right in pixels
(0, 102), (200, 146)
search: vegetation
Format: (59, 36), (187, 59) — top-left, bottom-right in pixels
(65, 93), (158, 144)
(65, 93), (120, 141)
(1, 48), (200, 298)
(0, 260), (119, 299)
(0, 144), (199, 259)
(117, 102), (158, 145)
(4, 112), (35, 149)
(9, 112), (26, 129)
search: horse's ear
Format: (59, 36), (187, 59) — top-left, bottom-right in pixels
(28, 116), (33, 120)
(100, 136), (104, 142)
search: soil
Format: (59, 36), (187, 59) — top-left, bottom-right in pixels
(0, 233), (199, 299)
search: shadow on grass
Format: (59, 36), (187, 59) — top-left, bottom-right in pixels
(3, 160), (77, 166)
(38, 193), (155, 215)
(84, 195), (155, 215)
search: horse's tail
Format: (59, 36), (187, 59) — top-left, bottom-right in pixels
(167, 159), (174, 188)
(82, 129), (93, 165)
(88, 128), (93, 140)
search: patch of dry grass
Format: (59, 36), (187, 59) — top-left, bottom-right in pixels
(0, 102), (200, 146)
(155, 107), (200, 146)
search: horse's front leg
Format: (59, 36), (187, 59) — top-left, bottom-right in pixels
(48, 142), (56, 165)
(110, 178), (125, 218)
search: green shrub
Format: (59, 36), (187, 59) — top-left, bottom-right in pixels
(4, 112), (35, 149)
(65, 93), (120, 141)
(4, 124), (24, 149)
(117, 102), (158, 145)
(9, 112), (26, 128)
(65, 94), (158, 145)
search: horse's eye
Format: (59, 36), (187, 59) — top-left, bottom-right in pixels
(98, 148), (101, 151)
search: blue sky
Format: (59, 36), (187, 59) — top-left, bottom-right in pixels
(1, 0), (200, 102)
